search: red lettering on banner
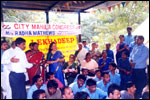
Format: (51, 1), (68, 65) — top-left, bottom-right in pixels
(14, 24), (18, 29)
(32, 24), (36, 29)
(70, 38), (74, 43)
(37, 39), (42, 45)
(42, 39), (48, 45)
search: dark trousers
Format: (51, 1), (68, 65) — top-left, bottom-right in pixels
(132, 69), (146, 99)
(9, 72), (26, 99)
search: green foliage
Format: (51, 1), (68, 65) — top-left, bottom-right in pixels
(81, 1), (149, 51)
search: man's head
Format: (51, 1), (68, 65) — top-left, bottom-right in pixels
(82, 41), (87, 47)
(15, 37), (26, 50)
(46, 72), (55, 81)
(77, 74), (86, 88)
(47, 80), (58, 96)
(74, 92), (90, 99)
(95, 69), (102, 79)
(109, 62), (117, 72)
(127, 27), (132, 35)
(78, 43), (83, 50)
(106, 43), (111, 50)
(136, 35), (144, 45)
(126, 81), (136, 95)
(108, 84), (120, 99)
(91, 42), (96, 49)
(1, 40), (8, 51)
(32, 75), (44, 87)
(81, 68), (89, 77)
(102, 71), (110, 83)
(86, 79), (97, 93)
(32, 89), (46, 99)
(61, 86), (74, 99)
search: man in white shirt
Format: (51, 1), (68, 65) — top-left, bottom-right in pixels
(9, 37), (33, 99)
(1, 41), (16, 99)
(75, 43), (88, 63)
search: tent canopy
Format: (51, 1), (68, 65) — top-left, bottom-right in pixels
(1, 1), (108, 12)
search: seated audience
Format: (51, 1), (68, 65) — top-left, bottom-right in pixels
(61, 86), (74, 99)
(45, 80), (62, 99)
(74, 92), (90, 99)
(93, 69), (102, 82)
(98, 50), (113, 72)
(27, 75), (47, 99)
(106, 84), (121, 99)
(109, 62), (121, 86)
(97, 71), (112, 92)
(69, 74), (86, 95)
(74, 67), (89, 83)
(81, 52), (98, 76)
(82, 79), (107, 99)
(120, 81), (136, 99)
(45, 72), (63, 89)
(32, 89), (46, 99)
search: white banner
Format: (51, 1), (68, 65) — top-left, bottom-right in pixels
(1, 22), (81, 37)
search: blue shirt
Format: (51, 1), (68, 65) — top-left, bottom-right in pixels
(27, 84), (47, 99)
(84, 46), (90, 51)
(1, 50), (4, 72)
(73, 74), (89, 83)
(106, 50), (114, 60)
(97, 80), (112, 92)
(69, 82), (86, 95)
(93, 76), (102, 82)
(98, 57), (113, 71)
(129, 44), (149, 69)
(129, 41), (136, 53)
(124, 34), (134, 45)
(82, 88), (107, 99)
(109, 72), (121, 86)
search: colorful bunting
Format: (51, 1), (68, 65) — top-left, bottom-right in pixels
(117, 4), (121, 9)
(121, 2), (126, 7)
(112, 5), (116, 10)
(108, 6), (112, 12)
(125, 1), (130, 7)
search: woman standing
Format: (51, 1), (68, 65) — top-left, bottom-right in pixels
(26, 42), (45, 84)
(46, 42), (65, 86)
(116, 35), (130, 64)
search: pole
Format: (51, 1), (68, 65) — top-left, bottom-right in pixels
(46, 11), (49, 24)
(78, 12), (81, 42)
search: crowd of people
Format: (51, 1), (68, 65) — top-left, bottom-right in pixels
(1, 27), (149, 99)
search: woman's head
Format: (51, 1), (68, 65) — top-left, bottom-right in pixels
(48, 42), (57, 53)
(119, 35), (124, 42)
(69, 54), (75, 62)
(32, 42), (39, 51)
(85, 52), (91, 61)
